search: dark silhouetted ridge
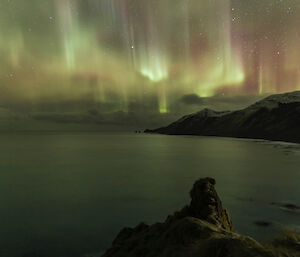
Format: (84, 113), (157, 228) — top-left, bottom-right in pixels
(145, 91), (300, 143)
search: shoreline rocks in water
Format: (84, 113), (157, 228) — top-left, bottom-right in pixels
(254, 221), (273, 227)
(102, 177), (300, 257)
(271, 202), (300, 214)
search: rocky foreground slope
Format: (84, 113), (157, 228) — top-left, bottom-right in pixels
(145, 91), (300, 143)
(102, 178), (300, 257)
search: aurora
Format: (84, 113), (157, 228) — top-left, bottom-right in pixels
(0, 0), (299, 113)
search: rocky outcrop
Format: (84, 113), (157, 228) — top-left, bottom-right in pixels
(188, 177), (233, 231)
(163, 177), (233, 232)
(101, 178), (279, 257)
(145, 91), (300, 144)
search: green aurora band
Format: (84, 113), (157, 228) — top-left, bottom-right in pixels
(0, 0), (299, 113)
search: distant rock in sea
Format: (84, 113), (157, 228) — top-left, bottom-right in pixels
(271, 202), (300, 215)
(254, 221), (273, 227)
(102, 178), (300, 257)
(145, 91), (300, 144)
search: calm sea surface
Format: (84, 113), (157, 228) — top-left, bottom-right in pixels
(0, 132), (299, 257)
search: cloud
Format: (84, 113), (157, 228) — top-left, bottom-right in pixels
(179, 93), (267, 111)
(180, 94), (204, 105)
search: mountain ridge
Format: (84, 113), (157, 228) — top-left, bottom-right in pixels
(145, 91), (300, 143)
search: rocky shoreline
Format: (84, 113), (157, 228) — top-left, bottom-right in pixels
(102, 178), (300, 257)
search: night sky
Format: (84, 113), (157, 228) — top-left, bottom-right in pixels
(0, 0), (299, 113)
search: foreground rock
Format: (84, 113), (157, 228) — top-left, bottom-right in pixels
(102, 178), (280, 257)
(145, 91), (300, 144)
